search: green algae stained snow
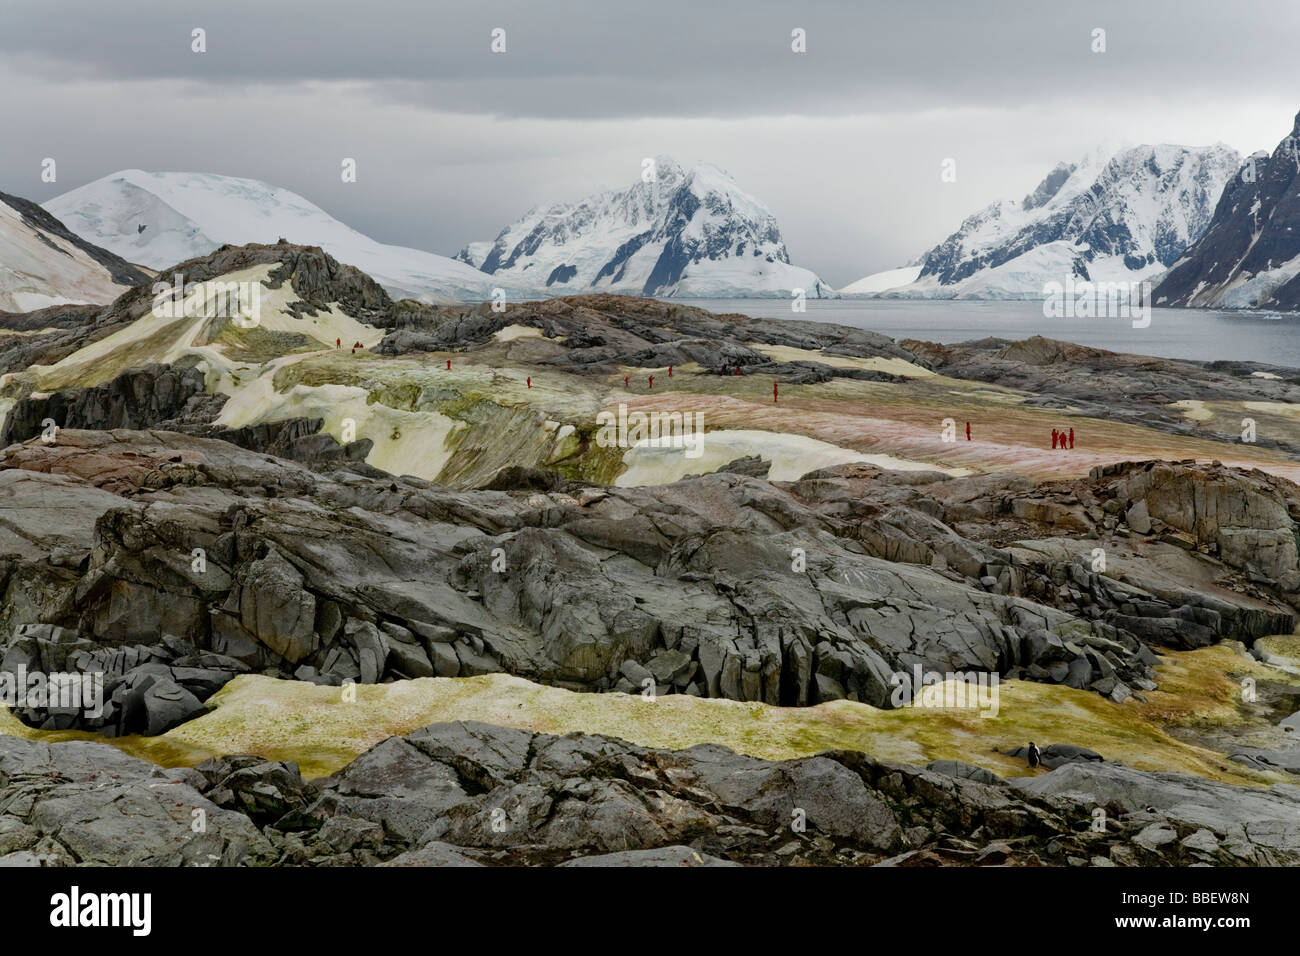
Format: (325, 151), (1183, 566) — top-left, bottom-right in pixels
(3, 647), (1294, 786)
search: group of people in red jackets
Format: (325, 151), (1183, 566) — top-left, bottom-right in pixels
(1052, 427), (1075, 449)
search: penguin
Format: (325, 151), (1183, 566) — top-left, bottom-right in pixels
(1027, 742), (1041, 768)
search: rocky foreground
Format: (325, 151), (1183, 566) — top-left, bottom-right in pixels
(5, 719), (1300, 867)
(2, 428), (1297, 733)
(1, 243), (1300, 866)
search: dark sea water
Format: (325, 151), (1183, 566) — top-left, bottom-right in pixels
(669, 298), (1300, 370)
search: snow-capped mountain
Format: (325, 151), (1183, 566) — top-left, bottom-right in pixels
(44, 170), (504, 304)
(849, 144), (1240, 299)
(1154, 111), (1300, 311)
(457, 156), (833, 298)
(0, 191), (149, 312)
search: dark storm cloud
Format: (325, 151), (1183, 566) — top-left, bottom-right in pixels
(4, 0), (1298, 120)
(3, 0), (1299, 286)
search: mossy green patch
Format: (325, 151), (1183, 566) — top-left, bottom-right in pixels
(204, 323), (318, 363)
(3, 647), (1292, 785)
(551, 423), (628, 485)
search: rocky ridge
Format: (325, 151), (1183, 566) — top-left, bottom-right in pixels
(4, 720), (1299, 867)
(0, 426), (1294, 739)
(1155, 109), (1300, 310)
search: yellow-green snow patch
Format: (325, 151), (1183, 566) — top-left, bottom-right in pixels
(222, 380), (462, 481)
(2, 652), (1285, 785)
(33, 264), (384, 391)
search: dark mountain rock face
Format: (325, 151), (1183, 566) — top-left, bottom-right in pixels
(0, 191), (151, 288)
(637, 186), (787, 296)
(1021, 162), (1076, 211)
(1155, 111), (1300, 310)
(545, 264), (577, 286)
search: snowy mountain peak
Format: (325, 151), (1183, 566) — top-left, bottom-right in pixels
(846, 142), (1239, 299)
(647, 154), (686, 189)
(45, 171), (504, 304)
(457, 157), (832, 298)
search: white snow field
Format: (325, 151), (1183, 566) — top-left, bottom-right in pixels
(616, 428), (971, 486)
(838, 265), (923, 296)
(0, 198), (127, 311)
(45, 170), (508, 305)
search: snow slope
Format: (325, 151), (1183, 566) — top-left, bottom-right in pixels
(851, 145), (1240, 300)
(28, 262), (459, 479)
(457, 156), (834, 298)
(838, 265), (923, 296)
(0, 192), (146, 312)
(44, 170), (506, 305)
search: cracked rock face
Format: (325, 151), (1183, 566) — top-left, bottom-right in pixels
(0, 736), (271, 866)
(5, 721), (1300, 867)
(2, 425), (1299, 736)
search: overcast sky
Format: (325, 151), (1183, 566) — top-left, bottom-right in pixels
(3, 0), (1299, 287)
